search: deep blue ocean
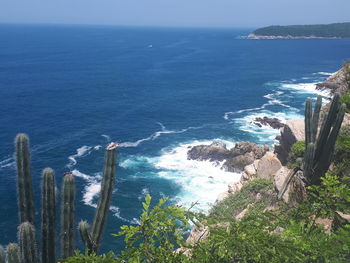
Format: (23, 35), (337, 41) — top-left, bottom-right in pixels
(0, 24), (349, 253)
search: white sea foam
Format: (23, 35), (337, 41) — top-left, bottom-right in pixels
(101, 134), (111, 142)
(280, 82), (331, 97)
(314, 72), (334, 76)
(146, 140), (241, 211)
(110, 206), (140, 224)
(0, 157), (15, 169)
(72, 169), (100, 207)
(119, 124), (202, 148)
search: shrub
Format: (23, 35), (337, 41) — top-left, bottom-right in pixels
(287, 141), (305, 169)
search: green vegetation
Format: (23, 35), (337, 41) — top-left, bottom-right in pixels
(303, 94), (345, 185)
(209, 179), (274, 220)
(2, 93), (350, 262)
(287, 141), (305, 169)
(62, 174), (350, 262)
(252, 22), (350, 38)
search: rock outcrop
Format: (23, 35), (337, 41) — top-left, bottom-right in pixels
(187, 142), (231, 162)
(256, 152), (282, 179)
(222, 142), (270, 172)
(187, 141), (270, 172)
(316, 62), (350, 96)
(274, 120), (305, 165)
(253, 117), (285, 129)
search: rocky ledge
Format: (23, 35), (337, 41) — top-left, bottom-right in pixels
(316, 62), (350, 96)
(187, 141), (270, 172)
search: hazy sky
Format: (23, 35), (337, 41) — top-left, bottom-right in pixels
(1, 0), (349, 28)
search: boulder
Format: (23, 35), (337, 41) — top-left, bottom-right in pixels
(256, 152), (282, 179)
(274, 120), (305, 165)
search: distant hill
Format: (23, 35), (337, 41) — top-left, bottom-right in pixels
(248, 22), (350, 39)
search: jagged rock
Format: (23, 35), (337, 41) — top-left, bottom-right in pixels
(235, 207), (249, 220)
(244, 163), (257, 177)
(253, 117), (285, 129)
(223, 142), (270, 171)
(274, 166), (293, 202)
(256, 152), (282, 179)
(187, 141), (231, 162)
(186, 224), (209, 245)
(274, 120), (305, 165)
(316, 62), (350, 96)
(216, 191), (230, 202)
(228, 181), (244, 194)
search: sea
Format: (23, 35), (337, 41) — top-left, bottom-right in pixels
(0, 24), (349, 253)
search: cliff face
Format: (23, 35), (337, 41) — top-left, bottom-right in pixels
(316, 62), (350, 96)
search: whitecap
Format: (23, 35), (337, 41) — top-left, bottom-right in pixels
(147, 140), (241, 212)
(0, 157), (15, 169)
(280, 82), (331, 97)
(110, 206), (140, 224)
(72, 169), (100, 207)
(101, 134), (111, 142)
(313, 72), (334, 76)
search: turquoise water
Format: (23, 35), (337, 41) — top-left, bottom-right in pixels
(0, 24), (349, 252)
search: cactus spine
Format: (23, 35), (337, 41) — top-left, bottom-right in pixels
(61, 172), (75, 258)
(7, 243), (20, 263)
(15, 134), (35, 224)
(303, 94), (345, 185)
(79, 142), (117, 254)
(42, 168), (56, 263)
(18, 222), (38, 263)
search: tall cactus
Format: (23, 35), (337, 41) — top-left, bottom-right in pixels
(7, 243), (20, 263)
(15, 134), (35, 224)
(61, 172), (75, 258)
(42, 168), (56, 263)
(0, 245), (5, 263)
(18, 222), (38, 263)
(303, 94), (346, 185)
(79, 142), (118, 254)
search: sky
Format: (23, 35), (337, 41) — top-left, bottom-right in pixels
(0, 0), (349, 28)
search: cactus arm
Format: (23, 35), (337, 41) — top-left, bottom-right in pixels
(303, 143), (315, 183)
(90, 142), (117, 253)
(7, 243), (20, 263)
(61, 172), (75, 258)
(42, 168), (56, 263)
(315, 93), (340, 160)
(305, 98), (313, 147)
(18, 222), (39, 263)
(311, 96), (322, 143)
(78, 220), (95, 252)
(15, 134), (35, 224)
(312, 104), (345, 184)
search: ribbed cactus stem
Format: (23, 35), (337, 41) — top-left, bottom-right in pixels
(315, 93), (340, 161)
(18, 222), (38, 263)
(61, 172), (75, 258)
(91, 142), (117, 253)
(15, 134), (35, 224)
(78, 220), (94, 252)
(42, 168), (56, 263)
(311, 96), (322, 143)
(303, 143), (315, 183)
(305, 98), (313, 146)
(7, 243), (20, 263)
(0, 245), (5, 263)
(312, 103), (346, 184)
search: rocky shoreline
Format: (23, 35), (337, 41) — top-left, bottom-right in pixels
(247, 34), (342, 39)
(186, 62), (350, 209)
